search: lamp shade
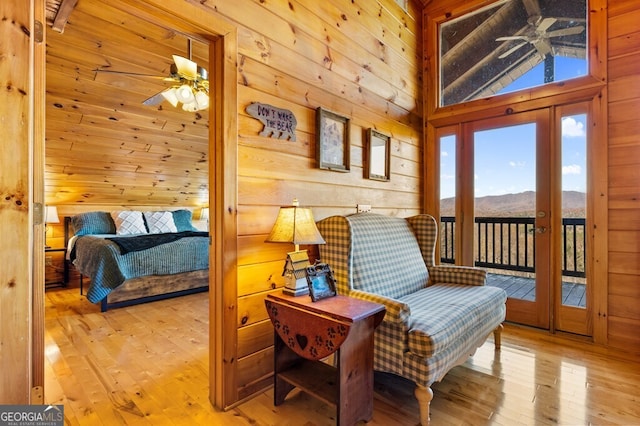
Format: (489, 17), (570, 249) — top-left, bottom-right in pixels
(200, 207), (209, 221)
(265, 201), (325, 247)
(44, 205), (60, 224)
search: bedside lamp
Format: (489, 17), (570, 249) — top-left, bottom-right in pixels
(44, 205), (60, 248)
(200, 207), (209, 222)
(265, 199), (326, 296)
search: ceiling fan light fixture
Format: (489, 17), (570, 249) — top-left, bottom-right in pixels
(161, 88), (180, 107)
(182, 101), (199, 112)
(176, 84), (195, 104)
(195, 90), (209, 110)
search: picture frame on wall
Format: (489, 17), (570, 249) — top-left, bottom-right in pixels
(366, 128), (391, 181)
(316, 107), (350, 172)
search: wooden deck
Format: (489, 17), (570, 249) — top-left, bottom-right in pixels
(487, 273), (587, 307)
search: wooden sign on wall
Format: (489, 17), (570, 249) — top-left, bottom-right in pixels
(246, 102), (297, 141)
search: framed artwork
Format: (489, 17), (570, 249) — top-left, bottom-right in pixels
(366, 129), (391, 181)
(305, 262), (337, 302)
(316, 107), (350, 172)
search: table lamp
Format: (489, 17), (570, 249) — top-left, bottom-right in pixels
(265, 199), (326, 296)
(44, 205), (60, 248)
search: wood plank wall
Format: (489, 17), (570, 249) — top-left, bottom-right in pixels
(224, 0), (424, 399)
(0, 1), (34, 403)
(606, 0), (640, 350)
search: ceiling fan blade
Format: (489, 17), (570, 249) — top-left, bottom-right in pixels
(532, 39), (553, 58)
(497, 36), (529, 41)
(94, 69), (166, 79)
(499, 41), (528, 59)
(546, 26), (585, 38)
(172, 55), (198, 80)
(536, 17), (557, 33)
(142, 90), (169, 106)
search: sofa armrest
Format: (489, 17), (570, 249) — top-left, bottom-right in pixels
(428, 265), (487, 286)
(348, 289), (411, 325)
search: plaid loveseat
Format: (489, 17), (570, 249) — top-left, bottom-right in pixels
(317, 213), (507, 423)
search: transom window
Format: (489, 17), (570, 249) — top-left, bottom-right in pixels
(439, 0), (587, 107)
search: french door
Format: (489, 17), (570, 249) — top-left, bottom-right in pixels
(464, 110), (550, 328)
(437, 106), (590, 334)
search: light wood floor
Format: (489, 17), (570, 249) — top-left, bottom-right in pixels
(44, 285), (640, 425)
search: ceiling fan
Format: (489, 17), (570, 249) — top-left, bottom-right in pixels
(95, 40), (209, 111)
(496, 16), (585, 59)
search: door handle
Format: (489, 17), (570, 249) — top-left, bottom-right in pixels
(529, 226), (547, 234)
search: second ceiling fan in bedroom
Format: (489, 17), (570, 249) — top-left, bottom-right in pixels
(96, 39), (209, 112)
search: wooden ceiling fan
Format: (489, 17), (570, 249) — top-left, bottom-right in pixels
(496, 15), (585, 59)
(95, 40), (209, 111)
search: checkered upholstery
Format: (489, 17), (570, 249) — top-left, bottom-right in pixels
(316, 212), (507, 387)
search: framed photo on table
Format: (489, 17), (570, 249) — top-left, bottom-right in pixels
(316, 107), (350, 172)
(366, 128), (391, 181)
(305, 262), (337, 302)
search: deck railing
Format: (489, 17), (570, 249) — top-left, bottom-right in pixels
(440, 216), (586, 278)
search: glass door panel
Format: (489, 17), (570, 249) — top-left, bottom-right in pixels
(556, 108), (590, 336)
(560, 114), (587, 308)
(467, 111), (550, 328)
(439, 134), (456, 265)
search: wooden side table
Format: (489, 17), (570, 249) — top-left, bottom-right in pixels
(44, 246), (68, 289)
(265, 293), (385, 425)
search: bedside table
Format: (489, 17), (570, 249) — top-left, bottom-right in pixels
(265, 293), (385, 425)
(45, 246), (68, 288)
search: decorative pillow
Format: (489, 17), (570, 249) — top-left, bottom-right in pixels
(143, 211), (178, 234)
(71, 211), (116, 236)
(172, 209), (198, 232)
(110, 211), (148, 235)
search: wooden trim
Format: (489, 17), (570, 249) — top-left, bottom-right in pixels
(459, 122), (474, 266)
(32, 0), (47, 401)
(210, 31), (240, 410)
(590, 89), (609, 345)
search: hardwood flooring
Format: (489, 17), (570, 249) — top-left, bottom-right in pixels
(44, 285), (640, 425)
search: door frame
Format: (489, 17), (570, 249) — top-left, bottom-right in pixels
(31, 0), (240, 409)
(426, 90), (606, 336)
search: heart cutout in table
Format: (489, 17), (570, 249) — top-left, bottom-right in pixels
(295, 334), (308, 350)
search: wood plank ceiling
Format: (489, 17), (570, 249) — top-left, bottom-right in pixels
(45, 0), (210, 207)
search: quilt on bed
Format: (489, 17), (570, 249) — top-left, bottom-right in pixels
(72, 232), (209, 303)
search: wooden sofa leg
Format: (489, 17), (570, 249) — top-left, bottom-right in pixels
(414, 385), (433, 425)
(494, 323), (504, 350)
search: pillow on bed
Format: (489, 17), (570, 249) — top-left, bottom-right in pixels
(111, 211), (148, 235)
(172, 209), (198, 232)
(71, 211), (116, 236)
(143, 211), (178, 234)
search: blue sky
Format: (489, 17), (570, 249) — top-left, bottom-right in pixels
(440, 56), (588, 199)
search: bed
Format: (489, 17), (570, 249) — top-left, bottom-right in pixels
(66, 210), (209, 312)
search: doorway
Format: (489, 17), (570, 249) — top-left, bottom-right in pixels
(35, 0), (239, 410)
(437, 105), (590, 334)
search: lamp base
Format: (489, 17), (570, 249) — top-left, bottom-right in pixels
(283, 287), (309, 297)
(283, 277), (310, 296)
